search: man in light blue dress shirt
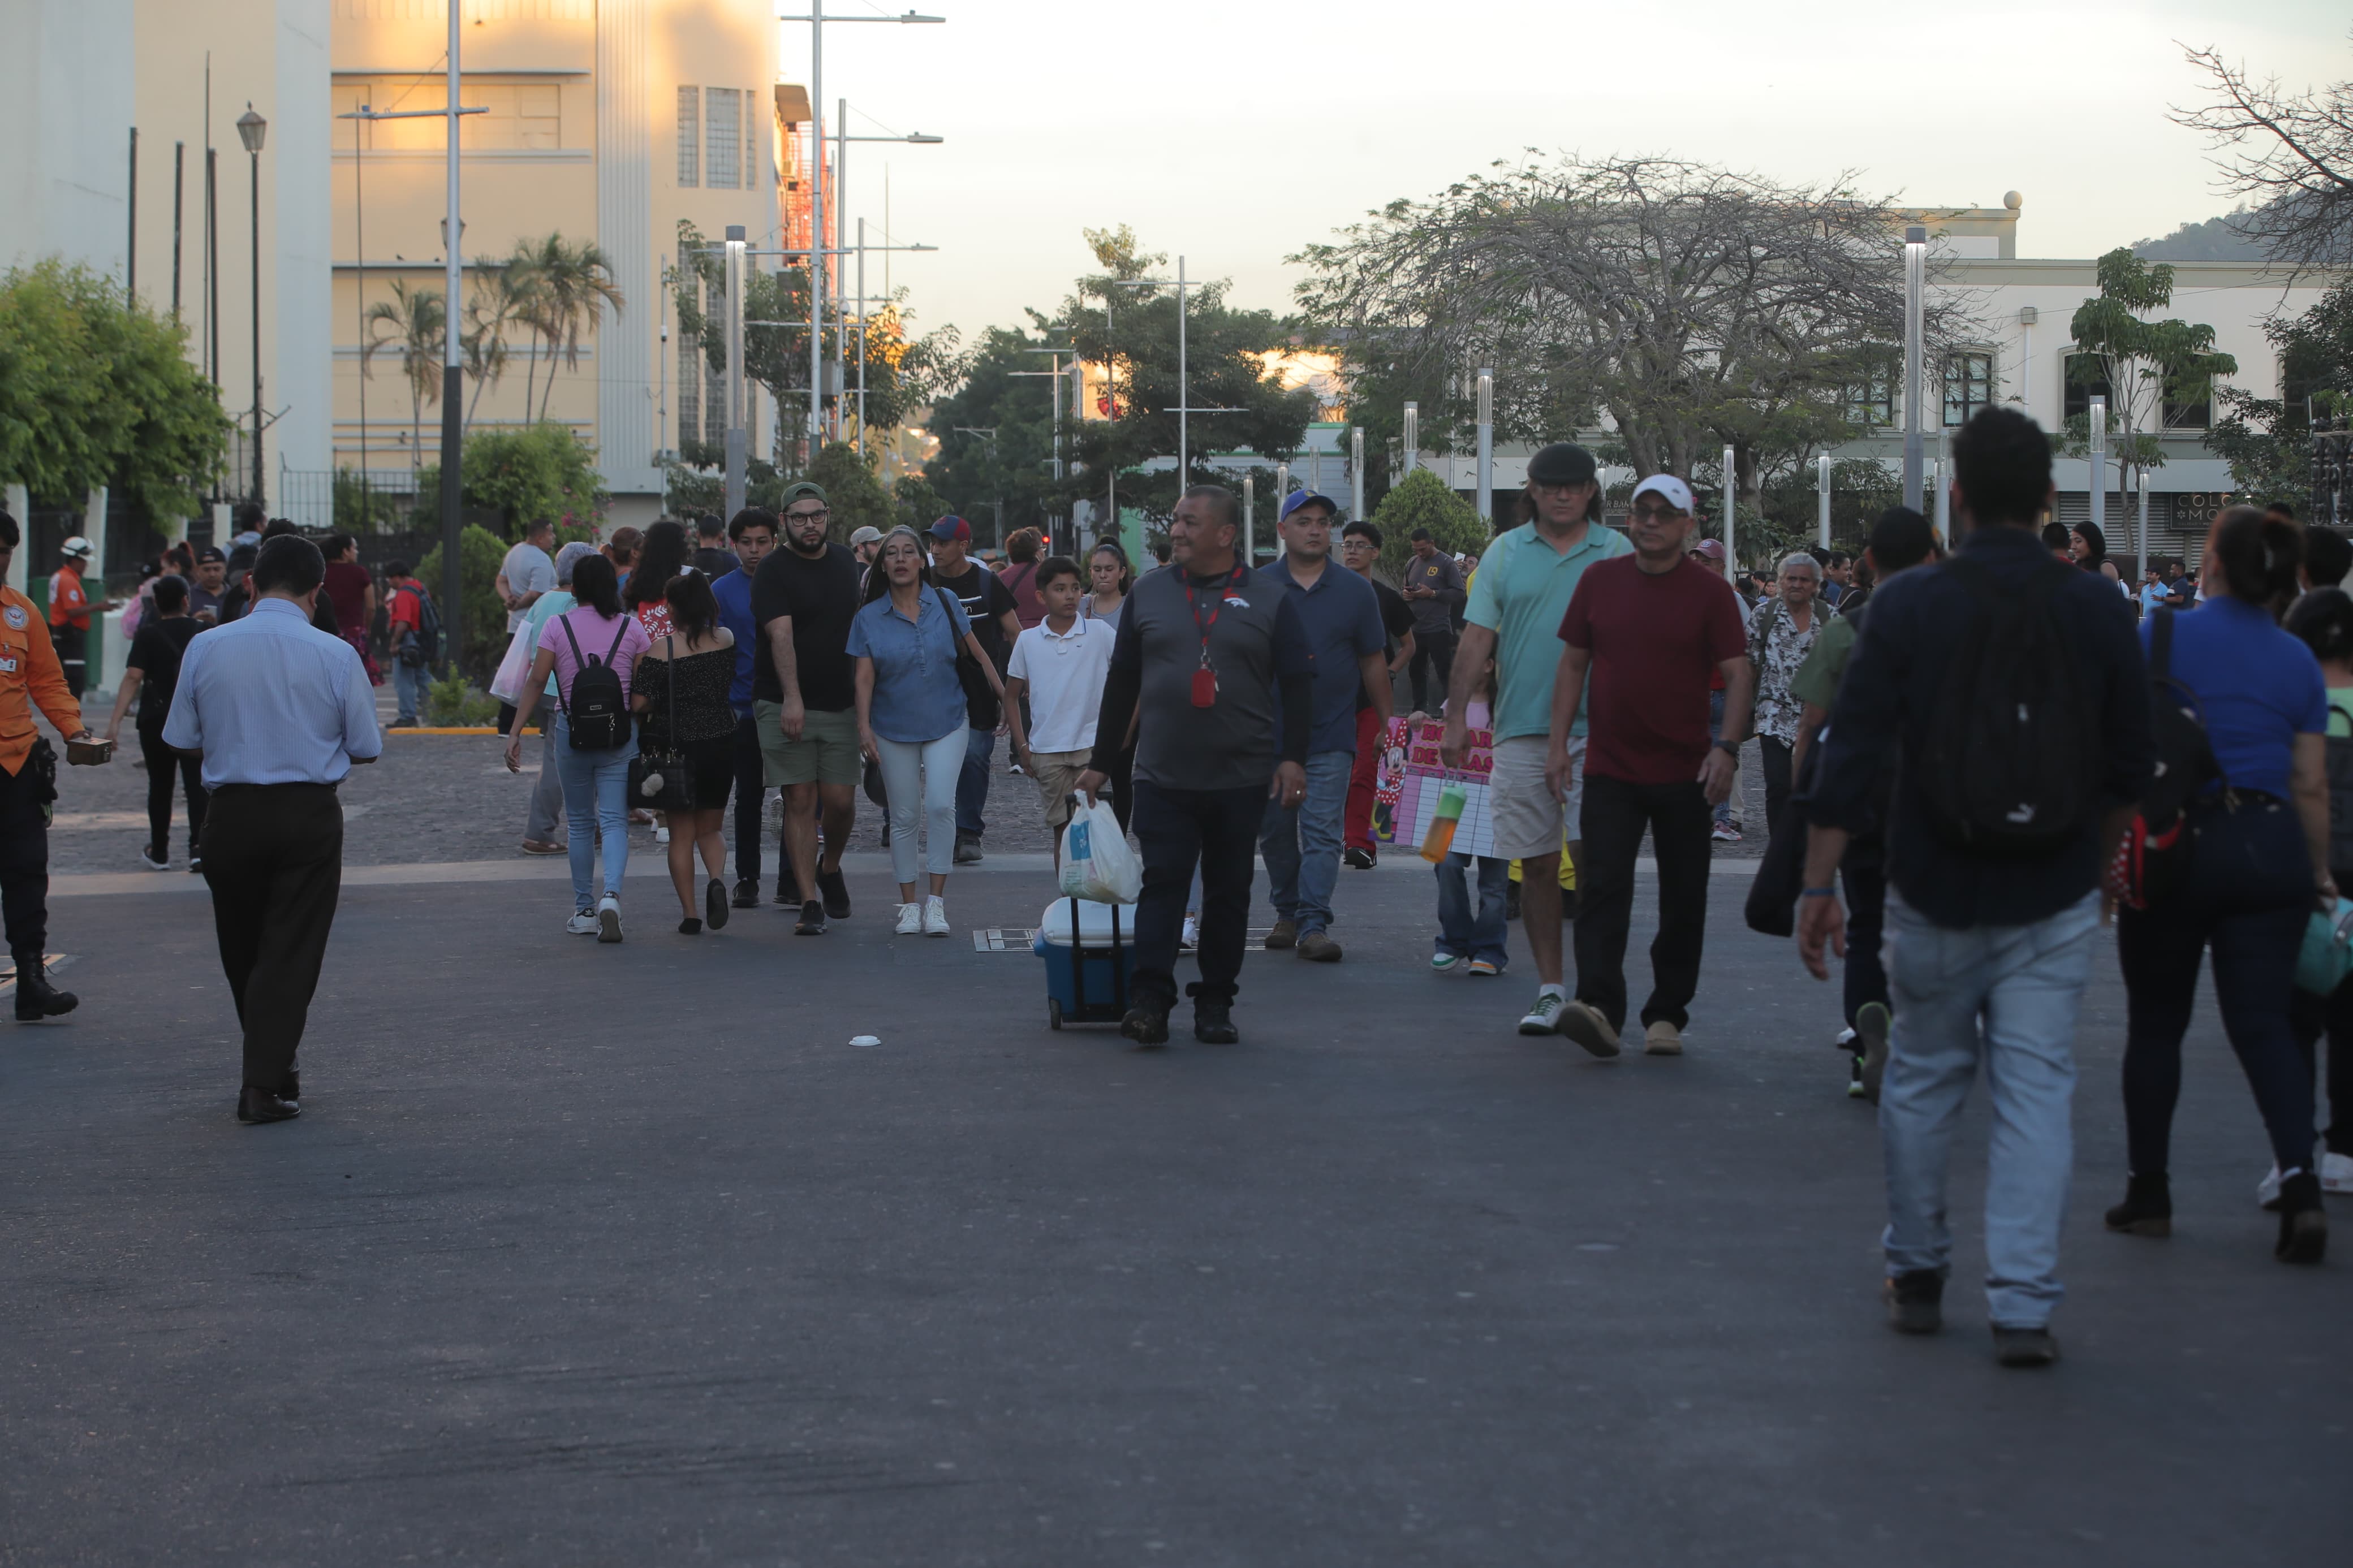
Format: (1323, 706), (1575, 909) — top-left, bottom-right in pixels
(163, 535), (380, 1124)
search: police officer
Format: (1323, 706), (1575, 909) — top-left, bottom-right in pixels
(47, 535), (107, 698)
(0, 511), (92, 1020)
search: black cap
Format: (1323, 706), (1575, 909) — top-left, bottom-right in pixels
(196, 545), (227, 564)
(1526, 442), (1597, 487)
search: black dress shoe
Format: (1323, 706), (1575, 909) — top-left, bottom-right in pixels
(818, 866), (852, 920)
(14, 960), (77, 1022)
(236, 1086), (300, 1124)
(732, 877), (759, 910)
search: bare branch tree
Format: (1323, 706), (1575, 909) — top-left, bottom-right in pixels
(2172, 41), (2353, 271)
(1292, 155), (1970, 506)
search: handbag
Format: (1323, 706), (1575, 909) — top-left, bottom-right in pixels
(936, 586), (998, 723)
(627, 635), (697, 814)
(2105, 608), (2218, 910)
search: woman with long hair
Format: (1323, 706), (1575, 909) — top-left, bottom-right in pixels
(634, 570), (739, 933)
(624, 518), (693, 638)
(1084, 538), (1134, 628)
(850, 526), (1027, 935)
(2108, 506), (2334, 1263)
(502, 553), (652, 942)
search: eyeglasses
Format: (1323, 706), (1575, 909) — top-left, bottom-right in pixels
(1531, 482), (1589, 498)
(1630, 503), (1687, 522)
(786, 507), (829, 522)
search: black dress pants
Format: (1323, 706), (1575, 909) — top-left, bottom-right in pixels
(2289, 975), (2353, 1159)
(0, 756), (52, 962)
(137, 729), (208, 859)
(52, 624), (86, 697)
(1408, 628), (1455, 714)
(200, 784), (342, 1093)
(1574, 773), (1714, 1033)
(1840, 850), (1891, 1027)
(1131, 779), (1262, 1014)
(1761, 736), (1795, 839)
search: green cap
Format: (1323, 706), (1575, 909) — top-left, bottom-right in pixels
(781, 481), (828, 509)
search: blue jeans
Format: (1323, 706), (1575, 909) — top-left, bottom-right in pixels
(1706, 689), (1733, 828)
(393, 659), (424, 724)
(1436, 852), (1510, 965)
(553, 715), (637, 912)
(955, 724), (993, 840)
(1259, 750), (1352, 937)
(1881, 889), (2097, 1331)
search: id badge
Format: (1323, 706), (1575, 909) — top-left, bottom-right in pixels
(1191, 664), (1218, 708)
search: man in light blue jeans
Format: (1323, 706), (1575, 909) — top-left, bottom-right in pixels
(1260, 750), (1353, 947)
(1880, 890), (2098, 1329)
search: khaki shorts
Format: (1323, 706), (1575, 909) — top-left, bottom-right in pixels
(1490, 734), (1584, 861)
(756, 701), (863, 788)
(1029, 749), (1094, 833)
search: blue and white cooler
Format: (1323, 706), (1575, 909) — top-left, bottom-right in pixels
(1033, 896), (1136, 1029)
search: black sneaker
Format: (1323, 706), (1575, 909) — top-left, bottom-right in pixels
(1193, 1002), (1239, 1044)
(1883, 1269), (1943, 1335)
(1504, 880), (1522, 921)
(732, 877), (760, 910)
(773, 885), (795, 906)
(1343, 845), (1376, 870)
(1854, 1001), (1892, 1104)
(795, 899), (828, 935)
(2277, 1171), (2328, 1264)
(1993, 1326), (2059, 1368)
(706, 877), (730, 931)
(1120, 1006), (1170, 1049)
(954, 834), (984, 865)
(817, 866), (852, 920)
(1847, 1052), (1867, 1099)
(13, 960), (77, 1022)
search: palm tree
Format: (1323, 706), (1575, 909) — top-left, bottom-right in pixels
(363, 280), (445, 471)
(527, 236), (626, 422)
(461, 265), (529, 433)
(505, 236), (557, 417)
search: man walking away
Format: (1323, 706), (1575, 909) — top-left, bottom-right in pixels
(1341, 519), (1415, 867)
(1077, 486), (1311, 1047)
(1402, 528), (1464, 712)
(1799, 405), (2151, 1367)
(47, 536), (107, 699)
(1444, 442), (1631, 1036)
(928, 516), (1022, 863)
(712, 508), (783, 908)
(1003, 556), (1115, 868)
(753, 483), (862, 929)
(693, 514), (739, 580)
(100, 572), (208, 872)
(1548, 474), (1752, 1059)
(163, 534), (383, 1123)
(1257, 490), (1389, 961)
(1786, 507), (1939, 1101)
(383, 560), (433, 729)
(0, 511), (93, 1019)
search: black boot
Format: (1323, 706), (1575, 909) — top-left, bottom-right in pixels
(2277, 1171), (2328, 1264)
(2104, 1173), (2171, 1238)
(14, 956), (77, 1022)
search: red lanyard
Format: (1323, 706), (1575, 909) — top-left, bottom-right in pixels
(1180, 563), (1246, 705)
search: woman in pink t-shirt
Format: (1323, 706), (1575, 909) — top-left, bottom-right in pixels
(503, 553), (653, 940)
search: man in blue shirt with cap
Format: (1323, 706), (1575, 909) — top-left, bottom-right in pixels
(1257, 490), (1390, 961)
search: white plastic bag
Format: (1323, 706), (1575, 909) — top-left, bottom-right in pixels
(1058, 794), (1140, 904)
(487, 623), (536, 706)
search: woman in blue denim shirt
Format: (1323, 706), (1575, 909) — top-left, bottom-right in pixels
(850, 526), (1027, 937)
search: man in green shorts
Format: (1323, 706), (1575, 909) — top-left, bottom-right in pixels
(752, 482), (866, 934)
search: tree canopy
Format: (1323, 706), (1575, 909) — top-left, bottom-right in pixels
(0, 259), (229, 520)
(2209, 278), (2353, 504)
(2062, 249), (2236, 491)
(2175, 42), (2353, 270)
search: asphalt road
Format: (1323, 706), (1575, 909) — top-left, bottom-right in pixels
(3, 858), (2344, 1565)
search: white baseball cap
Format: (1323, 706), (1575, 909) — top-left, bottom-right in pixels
(59, 535), (93, 559)
(1628, 475), (1695, 513)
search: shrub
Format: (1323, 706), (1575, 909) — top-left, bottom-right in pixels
(1367, 468), (1488, 582)
(423, 668), (502, 727)
(415, 522), (513, 678)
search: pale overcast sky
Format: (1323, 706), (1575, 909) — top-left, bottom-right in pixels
(795, 0), (2350, 344)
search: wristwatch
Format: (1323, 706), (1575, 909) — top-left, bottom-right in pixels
(1714, 740), (1741, 762)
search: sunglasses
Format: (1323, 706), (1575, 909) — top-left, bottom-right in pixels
(1630, 503), (1687, 522)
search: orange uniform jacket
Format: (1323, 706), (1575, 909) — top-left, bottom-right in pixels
(0, 586), (83, 776)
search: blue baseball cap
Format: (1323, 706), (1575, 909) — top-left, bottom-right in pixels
(1279, 489), (1341, 522)
(927, 515), (972, 542)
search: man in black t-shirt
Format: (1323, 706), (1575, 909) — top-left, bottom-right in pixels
(751, 482), (865, 931)
(100, 573), (209, 871)
(1339, 519), (1417, 867)
(692, 513), (738, 580)
(925, 515), (1023, 863)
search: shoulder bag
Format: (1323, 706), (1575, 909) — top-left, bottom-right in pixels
(937, 586), (996, 718)
(626, 635), (697, 813)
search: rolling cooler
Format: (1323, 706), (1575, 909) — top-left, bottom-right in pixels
(1033, 896), (1136, 1029)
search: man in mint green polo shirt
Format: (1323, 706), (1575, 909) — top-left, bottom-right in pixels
(1442, 441), (1631, 1036)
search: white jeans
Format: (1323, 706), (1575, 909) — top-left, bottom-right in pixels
(875, 728), (963, 884)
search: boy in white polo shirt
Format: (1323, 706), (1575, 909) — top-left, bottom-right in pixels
(1003, 555), (1116, 867)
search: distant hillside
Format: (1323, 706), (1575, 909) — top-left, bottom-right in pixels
(2132, 211), (2266, 261)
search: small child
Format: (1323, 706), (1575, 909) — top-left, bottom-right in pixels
(1003, 555), (1115, 870)
(1416, 655), (1509, 976)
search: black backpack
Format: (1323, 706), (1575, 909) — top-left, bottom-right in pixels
(1915, 556), (2104, 858)
(557, 612), (633, 750)
(396, 584), (441, 669)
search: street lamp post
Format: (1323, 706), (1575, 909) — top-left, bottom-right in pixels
(1902, 223), (1927, 511)
(724, 226), (747, 521)
(1109, 256), (1246, 496)
(1722, 443), (1737, 583)
(1816, 452), (1831, 548)
(236, 104), (266, 504)
(439, 5), (464, 665)
(1350, 426), (1364, 521)
(829, 103), (941, 427)
(2089, 395), (2108, 559)
(1475, 368), (1493, 524)
(2137, 466), (2151, 583)
(1402, 401), (1417, 478)
(1242, 473), (1254, 565)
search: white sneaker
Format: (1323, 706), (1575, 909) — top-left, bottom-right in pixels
(566, 910), (599, 935)
(1181, 913), (1200, 951)
(894, 901), (923, 935)
(654, 823), (670, 845)
(2324, 1151), (2353, 1194)
(1710, 823), (1740, 843)
(923, 894), (950, 936)
(139, 847), (170, 871)
(597, 895), (623, 943)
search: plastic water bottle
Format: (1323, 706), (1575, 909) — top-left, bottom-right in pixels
(1420, 782), (1466, 863)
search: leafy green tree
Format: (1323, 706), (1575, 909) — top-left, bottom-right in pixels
(924, 323), (1065, 541)
(415, 522), (511, 676)
(2209, 279), (2353, 507)
(412, 422), (608, 537)
(0, 259), (230, 521)
(364, 279), (445, 472)
(893, 473), (948, 532)
(1367, 468), (1486, 581)
(803, 441), (893, 541)
(2063, 248), (2238, 498)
